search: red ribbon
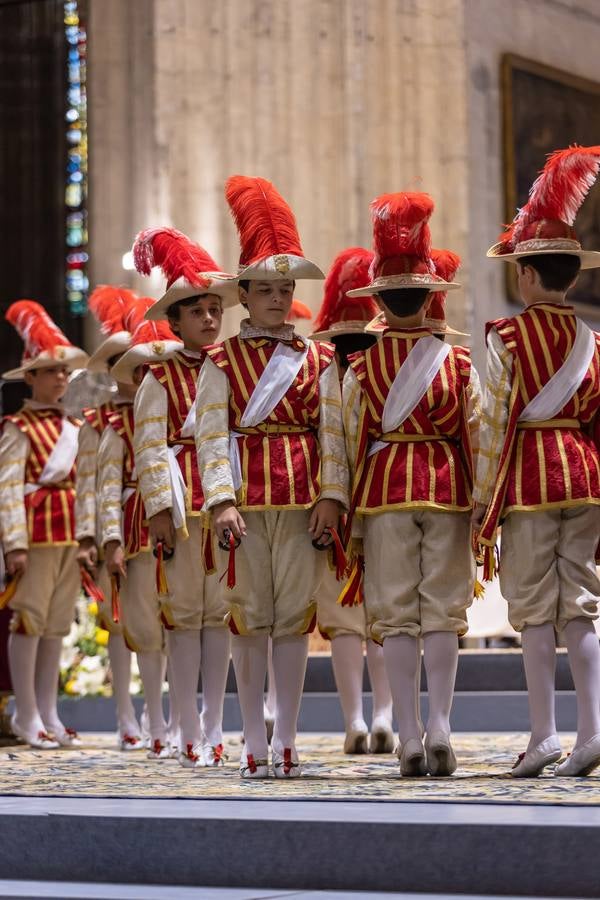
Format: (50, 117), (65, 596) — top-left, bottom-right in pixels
(110, 574), (121, 624)
(219, 531), (237, 590)
(328, 527), (347, 581)
(81, 568), (105, 604)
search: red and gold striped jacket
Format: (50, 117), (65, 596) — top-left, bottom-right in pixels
(4, 407), (79, 546)
(346, 329), (475, 513)
(148, 352), (204, 512)
(82, 402), (115, 436)
(479, 303), (600, 546)
(106, 405), (150, 557)
(204, 336), (337, 508)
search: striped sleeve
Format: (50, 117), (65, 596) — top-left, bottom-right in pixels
(0, 422), (29, 553)
(473, 328), (513, 505)
(74, 421), (100, 541)
(133, 371), (171, 519)
(97, 426), (125, 547)
(317, 360), (349, 508)
(195, 356), (236, 511)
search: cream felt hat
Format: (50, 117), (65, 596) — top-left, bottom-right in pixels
(3, 300), (88, 381)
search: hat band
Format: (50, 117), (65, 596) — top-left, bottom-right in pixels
(514, 238), (582, 254)
(370, 273), (444, 290)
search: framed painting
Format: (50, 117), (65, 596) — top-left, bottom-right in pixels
(502, 54), (600, 316)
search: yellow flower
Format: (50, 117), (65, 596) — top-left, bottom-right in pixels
(64, 679), (79, 696)
(88, 601), (98, 617)
(95, 627), (110, 647)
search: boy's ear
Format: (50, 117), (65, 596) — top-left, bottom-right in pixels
(424, 292), (434, 313)
(167, 316), (180, 336)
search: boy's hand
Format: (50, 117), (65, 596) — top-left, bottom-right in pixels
(471, 502), (487, 533)
(149, 509), (176, 551)
(5, 549), (27, 578)
(76, 537), (98, 577)
(212, 501), (247, 543)
(309, 499), (341, 545)
(104, 540), (127, 578)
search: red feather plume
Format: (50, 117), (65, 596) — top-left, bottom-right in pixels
(88, 285), (139, 335)
(289, 299), (312, 320)
(129, 318), (180, 348)
(6, 300), (72, 358)
(314, 247), (377, 332)
(370, 192), (434, 275)
(500, 145), (600, 249)
(428, 249), (461, 324)
(123, 296), (157, 336)
(225, 176), (304, 266)
(132, 227), (220, 289)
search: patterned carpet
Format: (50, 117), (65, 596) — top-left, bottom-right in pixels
(1, 732), (600, 805)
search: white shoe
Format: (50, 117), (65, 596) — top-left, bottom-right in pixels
(369, 716), (394, 754)
(147, 738), (172, 760)
(11, 716), (59, 750)
(240, 745), (269, 779)
(49, 726), (82, 748)
(398, 737), (427, 777)
(425, 730), (457, 776)
(344, 720), (369, 754)
(201, 739), (228, 767)
(178, 742), (203, 769)
(510, 736), (562, 778)
(118, 732), (144, 751)
(272, 744), (301, 778)
(555, 733), (600, 777)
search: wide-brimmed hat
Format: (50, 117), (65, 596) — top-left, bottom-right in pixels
(487, 145), (600, 269)
(347, 193), (460, 298)
(3, 300), (88, 381)
(225, 175), (324, 287)
(132, 227), (239, 319)
(86, 284), (139, 373)
(110, 297), (183, 384)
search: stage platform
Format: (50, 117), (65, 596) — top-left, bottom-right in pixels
(0, 732), (599, 897)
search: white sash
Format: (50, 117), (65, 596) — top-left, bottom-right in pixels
(368, 336), (451, 457)
(23, 419), (79, 496)
(229, 339), (310, 490)
(519, 318), (596, 422)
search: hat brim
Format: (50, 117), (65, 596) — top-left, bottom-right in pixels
(348, 278), (460, 297)
(145, 276), (240, 320)
(2, 348), (89, 381)
(310, 320), (372, 342)
(486, 245), (600, 270)
(238, 255), (325, 282)
(364, 313), (469, 338)
(110, 340), (184, 384)
(86, 332), (132, 373)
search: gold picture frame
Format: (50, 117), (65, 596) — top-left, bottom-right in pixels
(501, 54), (600, 317)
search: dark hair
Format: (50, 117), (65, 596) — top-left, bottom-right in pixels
(378, 288), (430, 318)
(331, 333), (377, 370)
(166, 294), (210, 323)
(238, 279), (250, 293)
(106, 353), (122, 369)
(517, 254), (581, 292)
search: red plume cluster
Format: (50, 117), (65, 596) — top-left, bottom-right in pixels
(370, 192), (434, 277)
(225, 176), (304, 266)
(314, 247), (377, 332)
(427, 249), (461, 324)
(88, 285), (139, 335)
(6, 300), (72, 358)
(132, 227), (220, 289)
(124, 296), (179, 347)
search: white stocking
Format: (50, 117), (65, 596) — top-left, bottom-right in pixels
(200, 626), (231, 746)
(34, 637), (64, 733)
(382, 634), (421, 745)
(563, 617), (600, 748)
(272, 634), (309, 752)
(521, 623), (557, 749)
(422, 631), (459, 734)
(264, 637), (276, 720)
(365, 638), (393, 724)
(166, 629), (202, 749)
(331, 634), (366, 731)
(166, 656), (180, 735)
(8, 633), (44, 733)
(231, 633), (269, 759)
(137, 650), (167, 743)
(108, 633), (137, 734)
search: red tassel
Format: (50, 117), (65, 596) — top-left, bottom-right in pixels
(219, 532), (237, 590)
(80, 568), (105, 604)
(337, 555), (365, 607)
(110, 574), (121, 624)
(328, 528), (347, 582)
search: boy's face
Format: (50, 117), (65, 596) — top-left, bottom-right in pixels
(169, 295), (223, 351)
(241, 280), (294, 328)
(24, 365), (70, 404)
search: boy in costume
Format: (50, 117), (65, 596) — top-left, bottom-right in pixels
(75, 285), (144, 749)
(196, 176), (349, 778)
(473, 145), (600, 777)
(132, 228), (237, 768)
(310, 247), (394, 755)
(0, 301), (88, 748)
(343, 193), (480, 777)
(99, 296), (183, 759)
